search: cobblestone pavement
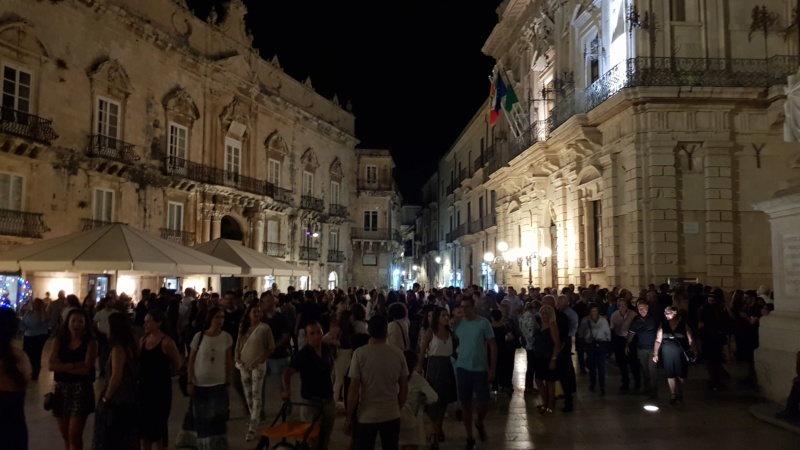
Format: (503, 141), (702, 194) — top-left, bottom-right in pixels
(23, 343), (797, 449)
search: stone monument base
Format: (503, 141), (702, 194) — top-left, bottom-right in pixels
(755, 192), (800, 403)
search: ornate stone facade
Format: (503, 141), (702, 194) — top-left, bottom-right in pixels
(420, 0), (799, 291)
(0, 0), (366, 295)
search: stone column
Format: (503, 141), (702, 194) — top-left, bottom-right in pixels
(600, 153), (620, 287)
(201, 209), (212, 243)
(703, 143), (735, 289)
(253, 217), (265, 253)
(211, 213), (222, 240)
(754, 190), (800, 402)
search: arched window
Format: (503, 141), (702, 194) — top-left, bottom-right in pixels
(328, 271), (337, 290)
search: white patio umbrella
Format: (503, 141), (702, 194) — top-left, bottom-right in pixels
(192, 238), (310, 277)
(0, 223), (242, 275)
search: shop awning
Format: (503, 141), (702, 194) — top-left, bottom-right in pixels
(192, 238), (310, 277)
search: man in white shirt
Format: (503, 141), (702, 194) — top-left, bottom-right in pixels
(345, 315), (409, 450)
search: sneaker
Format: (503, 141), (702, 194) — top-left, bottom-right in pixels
(476, 423), (487, 442)
(465, 438), (477, 450)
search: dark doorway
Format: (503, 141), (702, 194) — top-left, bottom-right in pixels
(221, 215), (244, 242)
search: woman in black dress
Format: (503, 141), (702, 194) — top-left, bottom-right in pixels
(49, 308), (97, 450)
(653, 306), (696, 404)
(139, 310), (182, 450)
(533, 305), (560, 413)
(0, 307), (32, 450)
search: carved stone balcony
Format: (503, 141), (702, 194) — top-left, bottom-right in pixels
(301, 195), (324, 212)
(264, 241), (287, 258)
(87, 135), (138, 165)
(327, 249), (345, 263)
(352, 228), (392, 241)
(0, 209), (47, 238)
(329, 203), (348, 218)
(0, 107), (58, 144)
(160, 229), (196, 246)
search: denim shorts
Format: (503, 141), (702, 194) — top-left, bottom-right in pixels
(456, 368), (490, 405)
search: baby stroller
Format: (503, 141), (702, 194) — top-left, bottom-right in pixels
(255, 400), (322, 450)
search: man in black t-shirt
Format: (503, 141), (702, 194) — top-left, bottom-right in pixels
(282, 322), (336, 450)
(627, 300), (660, 399)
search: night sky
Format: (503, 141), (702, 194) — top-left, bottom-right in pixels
(187, 0), (502, 204)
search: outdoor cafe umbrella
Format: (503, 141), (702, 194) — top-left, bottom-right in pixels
(192, 238), (310, 277)
(0, 223), (242, 275)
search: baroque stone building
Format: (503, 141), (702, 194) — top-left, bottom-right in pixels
(0, 0), (379, 296)
(420, 0), (799, 291)
(350, 149), (403, 288)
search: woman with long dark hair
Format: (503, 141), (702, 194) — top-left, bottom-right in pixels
(234, 303), (275, 441)
(0, 307), (32, 450)
(139, 309), (181, 450)
(416, 307), (456, 449)
(93, 312), (139, 450)
(185, 307), (233, 449)
(21, 297), (49, 380)
(49, 308), (97, 450)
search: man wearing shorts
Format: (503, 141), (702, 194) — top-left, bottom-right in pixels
(454, 296), (497, 450)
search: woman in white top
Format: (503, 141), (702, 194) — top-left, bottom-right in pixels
(235, 304), (275, 441)
(186, 307), (233, 449)
(579, 304), (611, 395)
(416, 307), (456, 449)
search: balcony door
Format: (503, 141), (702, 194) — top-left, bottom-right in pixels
(330, 180), (340, 205)
(329, 230), (339, 251)
(167, 202), (184, 232)
(167, 123), (188, 175)
(93, 188), (114, 223)
(2, 66), (31, 117)
(0, 173), (23, 211)
(96, 97), (120, 141)
(303, 171), (314, 196)
(224, 137), (241, 186)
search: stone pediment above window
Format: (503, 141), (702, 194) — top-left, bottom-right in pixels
(330, 157), (344, 180)
(265, 131), (288, 161)
(163, 88), (200, 124)
(0, 20), (50, 60)
(89, 59), (133, 99)
(301, 148), (319, 171)
(220, 97), (249, 138)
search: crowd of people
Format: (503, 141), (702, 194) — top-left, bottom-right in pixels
(0, 280), (795, 450)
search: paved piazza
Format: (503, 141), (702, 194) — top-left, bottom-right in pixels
(21, 342), (796, 450)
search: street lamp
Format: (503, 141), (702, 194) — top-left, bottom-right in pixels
(497, 241), (509, 252)
(435, 256), (441, 264)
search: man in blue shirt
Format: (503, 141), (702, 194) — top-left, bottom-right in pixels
(454, 295), (497, 450)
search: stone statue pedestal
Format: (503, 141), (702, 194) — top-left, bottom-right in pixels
(754, 192), (800, 402)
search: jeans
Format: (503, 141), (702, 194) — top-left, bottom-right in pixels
(238, 362), (266, 427)
(525, 349), (536, 388)
(637, 348), (658, 396)
(22, 334), (48, 380)
(354, 418), (400, 450)
(262, 357), (290, 417)
(612, 335), (641, 388)
(587, 344), (607, 390)
(300, 398), (336, 450)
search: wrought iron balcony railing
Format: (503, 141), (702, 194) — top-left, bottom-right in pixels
(82, 218), (116, 230)
(445, 231), (452, 243)
(451, 223), (469, 240)
(481, 214), (496, 229)
(87, 135), (138, 164)
(468, 218), (483, 234)
(300, 195), (324, 212)
(352, 228), (394, 241)
(329, 204), (348, 218)
(0, 209), (47, 238)
(0, 107), (58, 144)
(424, 241), (439, 253)
(511, 119), (552, 156)
(162, 156), (292, 204)
(300, 246), (319, 261)
(264, 242), (287, 258)
(358, 180), (394, 191)
(550, 55), (800, 130)
(472, 154), (485, 173)
(327, 249), (345, 263)
(160, 228), (196, 246)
